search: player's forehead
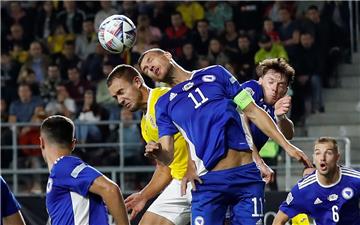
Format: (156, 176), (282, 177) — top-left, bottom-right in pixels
(109, 78), (131, 93)
(314, 142), (336, 152)
(263, 69), (287, 83)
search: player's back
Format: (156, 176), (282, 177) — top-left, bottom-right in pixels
(156, 65), (252, 175)
(280, 167), (360, 225)
(141, 87), (188, 180)
(46, 156), (108, 225)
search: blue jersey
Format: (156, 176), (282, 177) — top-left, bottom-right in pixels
(241, 80), (275, 150)
(279, 167), (360, 225)
(156, 65), (253, 176)
(46, 156), (108, 225)
(1, 176), (21, 223)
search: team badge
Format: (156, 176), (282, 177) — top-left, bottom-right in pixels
(342, 187), (354, 200)
(46, 178), (53, 193)
(245, 87), (255, 96)
(202, 75), (216, 82)
(286, 192), (293, 205)
(182, 82), (194, 91)
(194, 216), (204, 225)
(328, 194), (338, 202)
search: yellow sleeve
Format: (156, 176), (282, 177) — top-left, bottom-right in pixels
(291, 214), (310, 225)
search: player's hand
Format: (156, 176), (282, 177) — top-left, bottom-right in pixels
(258, 162), (274, 184)
(124, 192), (147, 221)
(285, 145), (313, 168)
(144, 142), (162, 160)
(275, 96), (292, 116)
(181, 160), (202, 196)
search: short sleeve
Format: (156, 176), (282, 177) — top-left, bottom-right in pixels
(1, 177), (21, 217)
(279, 185), (305, 219)
(240, 80), (263, 103)
(55, 159), (102, 197)
(215, 65), (244, 99)
(155, 96), (178, 137)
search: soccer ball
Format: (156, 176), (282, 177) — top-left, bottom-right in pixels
(98, 15), (137, 54)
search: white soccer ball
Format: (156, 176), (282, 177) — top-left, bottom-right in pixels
(98, 15), (137, 54)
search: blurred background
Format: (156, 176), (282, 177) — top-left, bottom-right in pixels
(1, 1), (359, 224)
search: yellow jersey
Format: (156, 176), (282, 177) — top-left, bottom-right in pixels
(291, 214), (310, 225)
(141, 88), (188, 180)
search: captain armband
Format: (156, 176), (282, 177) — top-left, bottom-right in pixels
(233, 89), (254, 110)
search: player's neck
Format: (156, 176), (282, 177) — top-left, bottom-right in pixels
(168, 63), (192, 87)
(317, 166), (340, 186)
(46, 149), (71, 172)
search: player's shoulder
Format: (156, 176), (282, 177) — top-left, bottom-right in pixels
(52, 156), (84, 176)
(192, 65), (227, 78)
(341, 166), (360, 180)
(297, 172), (317, 190)
(152, 87), (170, 99)
(241, 80), (261, 94)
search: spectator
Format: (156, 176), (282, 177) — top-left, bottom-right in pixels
(82, 43), (106, 83)
(293, 32), (324, 119)
(34, 1), (57, 39)
(263, 17), (280, 43)
(220, 20), (239, 58)
(76, 90), (104, 144)
(178, 42), (198, 71)
(196, 55), (211, 69)
(207, 38), (229, 66)
(65, 66), (91, 105)
(235, 34), (256, 82)
(75, 17), (98, 60)
(7, 2), (34, 40)
(151, 2), (173, 31)
(191, 19), (215, 56)
(120, 108), (143, 166)
(264, 1), (283, 24)
(278, 7), (300, 60)
(8, 83), (43, 124)
(233, 1), (263, 37)
(45, 83), (76, 119)
(5, 24), (30, 53)
(176, 1), (205, 29)
(131, 26), (153, 58)
(40, 64), (62, 104)
(255, 34), (288, 65)
(205, 2), (233, 34)
(47, 23), (75, 55)
(1, 51), (21, 104)
(164, 11), (189, 58)
(96, 62), (120, 125)
(56, 1), (85, 35)
(118, 1), (138, 22)
(1, 99), (12, 168)
(20, 41), (50, 83)
(94, 0), (117, 32)
(53, 40), (81, 79)
(136, 14), (162, 43)
(17, 68), (40, 96)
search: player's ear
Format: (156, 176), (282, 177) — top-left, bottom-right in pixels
(70, 138), (76, 151)
(164, 51), (172, 60)
(39, 136), (45, 151)
(133, 76), (142, 88)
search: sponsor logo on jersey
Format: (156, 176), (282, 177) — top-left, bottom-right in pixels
(46, 178), (53, 193)
(183, 82), (194, 91)
(194, 216), (204, 225)
(202, 75), (216, 82)
(169, 92), (177, 101)
(328, 194), (338, 202)
(256, 218), (263, 225)
(342, 187), (354, 200)
(314, 197), (323, 205)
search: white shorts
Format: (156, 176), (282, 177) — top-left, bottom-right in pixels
(147, 179), (192, 225)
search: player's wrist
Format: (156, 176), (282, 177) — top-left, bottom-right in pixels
(275, 114), (286, 122)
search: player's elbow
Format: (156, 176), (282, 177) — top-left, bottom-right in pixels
(162, 153), (174, 166)
(102, 182), (121, 199)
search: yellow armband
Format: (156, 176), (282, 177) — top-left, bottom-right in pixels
(233, 89), (254, 110)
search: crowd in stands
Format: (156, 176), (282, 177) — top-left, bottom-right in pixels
(1, 1), (350, 193)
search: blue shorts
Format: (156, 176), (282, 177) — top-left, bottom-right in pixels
(191, 162), (265, 225)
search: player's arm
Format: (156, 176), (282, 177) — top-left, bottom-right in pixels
(234, 90), (312, 168)
(125, 161), (172, 220)
(89, 175), (130, 225)
(145, 135), (175, 166)
(274, 96), (294, 140)
(3, 211), (26, 225)
(272, 210), (289, 225)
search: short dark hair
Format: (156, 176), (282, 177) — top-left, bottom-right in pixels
(137, 48), (166, 70)
(308, 5), (319, 11)
(256, 58), (295, 84)
(106, 64), (143, 87)
(40, 115), (75, 148)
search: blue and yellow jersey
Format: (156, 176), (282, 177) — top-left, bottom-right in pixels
(292, 214), (310, 225)
(141, 87), (188, 180)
